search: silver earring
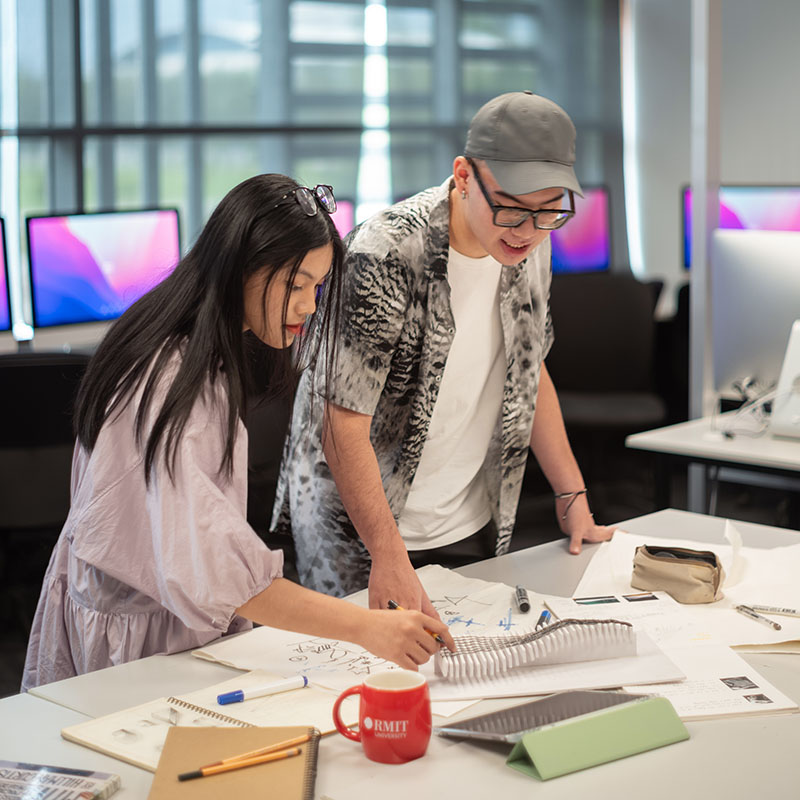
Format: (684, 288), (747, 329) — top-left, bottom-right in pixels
(461, 190), (467, 199)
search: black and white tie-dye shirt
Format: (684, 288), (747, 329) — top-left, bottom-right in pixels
(272, 178), (554, 596)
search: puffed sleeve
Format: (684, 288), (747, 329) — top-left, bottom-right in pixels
(325, 246), (409, 416)
(71, 378), (282, 633)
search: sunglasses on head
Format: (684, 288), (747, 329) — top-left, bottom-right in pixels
(275, 184), (337, 216)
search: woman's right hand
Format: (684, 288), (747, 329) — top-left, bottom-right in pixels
(236, 577), (456, 671)
(356, 609), (456, 670)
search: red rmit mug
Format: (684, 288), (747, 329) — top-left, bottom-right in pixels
(332, 670), (432, 764)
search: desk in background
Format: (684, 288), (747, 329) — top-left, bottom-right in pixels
(626, 416), (800, 518)
(6, 509), (800, 799)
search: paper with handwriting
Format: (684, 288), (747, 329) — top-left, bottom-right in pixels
(193, 565), (684, 701)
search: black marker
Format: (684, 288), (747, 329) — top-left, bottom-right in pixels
(514, 585), (531, 613)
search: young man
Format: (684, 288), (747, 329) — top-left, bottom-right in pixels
(273, 91), (614, 617)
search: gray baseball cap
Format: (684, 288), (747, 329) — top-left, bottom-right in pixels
(464, 91), (583, 197)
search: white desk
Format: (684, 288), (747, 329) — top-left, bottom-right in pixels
(10, 510), (800, 799)
(0, 694), (153, 798)
(29, 647), (241, 718)
(626, 416), (800, 515)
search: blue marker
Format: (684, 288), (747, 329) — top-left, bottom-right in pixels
(217, 675), (308, 705)
(535, 609), (552, 630)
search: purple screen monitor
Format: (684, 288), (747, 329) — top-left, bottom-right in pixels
(683, 185), (800, 267)
(330, 199), (355, 239)
(550, 187), (610, 273)
(0, 218), (11, 331)
(27, 208), (181, 328)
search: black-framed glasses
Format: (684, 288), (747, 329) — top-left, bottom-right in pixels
(467, 159), (574, 230)
(275, 184), (337, 216)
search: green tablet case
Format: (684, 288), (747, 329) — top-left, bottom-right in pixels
(506, 696), (688, 780)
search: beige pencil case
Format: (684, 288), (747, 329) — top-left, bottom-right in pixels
(631, 545), (725, 604)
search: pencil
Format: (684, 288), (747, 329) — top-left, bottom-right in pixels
(178, 746), (302, 781)
(199, 732), (312, 769)
(387, 599), (447, 645)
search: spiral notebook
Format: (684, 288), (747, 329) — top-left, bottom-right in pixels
(61, 670), (354, 772)
(147, 726), (319, 800)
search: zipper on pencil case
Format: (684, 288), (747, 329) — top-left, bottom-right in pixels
(643, 547), (718, 567)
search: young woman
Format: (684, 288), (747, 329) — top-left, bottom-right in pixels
(22, 174), (454, 691)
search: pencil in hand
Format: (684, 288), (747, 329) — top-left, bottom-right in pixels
(178, 746), (302, 781)
(387, 599), (447, 646)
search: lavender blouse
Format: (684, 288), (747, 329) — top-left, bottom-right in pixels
(22, 364), (282, 691)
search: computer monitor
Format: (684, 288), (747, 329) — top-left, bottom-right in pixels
(711, 229), (800, 393)
(26, 208), (181, 329)
(683, 185), (800, 268)
(330, 199), (355, 239)
(771, 320), (800, 439)
(0, 218), (11, 332)
(550, 186), (611, 274)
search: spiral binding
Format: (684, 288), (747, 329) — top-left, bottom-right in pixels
(302, 729), (321, 800)
(166, 697), (251, 727)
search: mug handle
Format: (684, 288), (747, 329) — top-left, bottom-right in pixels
(332, 686), (362, 741)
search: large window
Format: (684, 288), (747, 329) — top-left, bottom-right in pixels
(0, 0), (623, 336)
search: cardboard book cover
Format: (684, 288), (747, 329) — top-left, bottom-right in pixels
(147, 726), (319, 800)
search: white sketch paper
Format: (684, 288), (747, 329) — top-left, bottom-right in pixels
(622, 645), (798, 720)
(193, 566), (685, 700)
(573, 529), (800, 649)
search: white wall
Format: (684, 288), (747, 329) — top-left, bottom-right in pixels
(626, 0), (800, 316)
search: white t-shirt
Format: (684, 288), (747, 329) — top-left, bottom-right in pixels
(398, 247), (505, 550)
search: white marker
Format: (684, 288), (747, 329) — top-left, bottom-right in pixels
(217, 675), (308, 705)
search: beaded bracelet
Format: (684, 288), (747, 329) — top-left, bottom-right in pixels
(554, 488), (590, 521)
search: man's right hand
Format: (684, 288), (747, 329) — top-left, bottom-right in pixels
(322, 403), (442, 621)
(368, 555), (441, 621)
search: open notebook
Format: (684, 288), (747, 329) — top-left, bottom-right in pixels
(61, 670), (353, 772)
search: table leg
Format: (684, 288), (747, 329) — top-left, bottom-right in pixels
(653, 455), (671, 509)
(687, 463), (707, 513)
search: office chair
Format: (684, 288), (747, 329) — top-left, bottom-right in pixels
(0, 351), (91, 636)
(656, 281), (690, 425)
(546, 272), (666, 429)
(544, 272), (668, 517)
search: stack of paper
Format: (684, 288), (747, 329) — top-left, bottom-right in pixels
(573, 525), (800, 653)
(542, 523), (800, 720)
(543, 592), (797, 720)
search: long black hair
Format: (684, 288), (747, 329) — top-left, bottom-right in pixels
(74, 173), (343, 482)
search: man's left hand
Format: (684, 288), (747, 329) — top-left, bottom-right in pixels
(560, 510), (615, 555)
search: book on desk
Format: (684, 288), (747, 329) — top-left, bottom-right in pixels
(0, 759), (121, 799)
